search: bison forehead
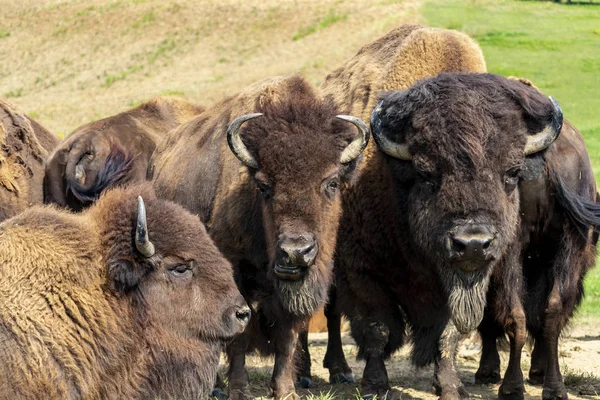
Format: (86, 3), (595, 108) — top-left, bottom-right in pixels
(255, 134), (344, 177)
(407, 112), (527, 172)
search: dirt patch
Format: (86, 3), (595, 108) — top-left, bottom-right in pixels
(229, 318), (600, 399)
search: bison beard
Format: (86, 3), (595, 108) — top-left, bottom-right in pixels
(274, 264), (330, 317)
(440, 267), (492, 334)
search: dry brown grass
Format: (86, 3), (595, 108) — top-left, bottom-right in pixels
(0, 0), (424, 137)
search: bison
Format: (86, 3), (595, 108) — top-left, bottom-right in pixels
(473, 78), (599, 400)
(326, 72), (598, 400)
(297, 24), (488, 391)
(0, 183), (250, 399)
(44, 96), (203, 211)
(0, 98), (60, 221)
(149, 75), (369, 399)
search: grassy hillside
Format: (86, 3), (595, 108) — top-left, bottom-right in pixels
(0, 0), (423, 137)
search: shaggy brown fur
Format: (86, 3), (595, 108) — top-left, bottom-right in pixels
(475, 79), (599, 400)
(320, 24), (487, 123)
(325, 68), (598, 400)
(44, 96), (203, 211)
(0, 98), (59, 221)
(0, 183), (247, 399)
(150, 75), (367, 400)
(297, 24), (488, 397)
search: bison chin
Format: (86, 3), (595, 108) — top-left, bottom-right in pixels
(440, 267), (492, 334)
(274, 262), (331, 318)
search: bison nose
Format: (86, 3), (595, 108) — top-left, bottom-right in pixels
(277, 234), (318, 268)
(274, 234), (318, 280)
(446, 225), (496, 270)
(235, 305), (251, 326)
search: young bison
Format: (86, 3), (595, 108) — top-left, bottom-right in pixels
(150, 75), (369, 399)
(44, 97), (203, 211)
(0, 184), (249, 399)
(0, 98), (60, 221)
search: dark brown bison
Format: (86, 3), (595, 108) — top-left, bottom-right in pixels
(44, 97), (203, 211)
(149, 75), (369, 399)
(473, 78), (599, 400)
(297, 24), (488, 390)
(0, 98), (60, 221)
(327, 72), (597, 400)
(0, 183), (249, 399)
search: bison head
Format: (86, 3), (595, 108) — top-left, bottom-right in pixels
(93, 185), (250, 342)
(226, 83), (369, 317)
(370, 73), (562, 332)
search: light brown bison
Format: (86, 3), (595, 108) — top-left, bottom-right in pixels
(295, 24), (488, 396)
(150, 75), (369, 399)
(44, 97), (203, 211)
(0, 183), (250, 399)
(0, 98), (60, 221)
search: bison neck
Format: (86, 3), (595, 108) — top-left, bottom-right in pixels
(139, 325), (220, 399)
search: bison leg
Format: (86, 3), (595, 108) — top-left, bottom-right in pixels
(271, 327), (300, 400)
(475, 308), (503, 385)
(540, 282), (568, 400)
(528, 333), (546, 386)
(357, 320), (402, 400)
(296, 329), (312, 388)
(498, 303), (526, 400)
(323, 286), (354, 384)
(433, 321), (470, 400)
(227, 334), (251, 400)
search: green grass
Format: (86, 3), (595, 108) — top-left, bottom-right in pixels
(293, 9), (348, 41)
(132, 10), (156, 28)
(423, 0), (600, 316)
(581, 266), (600, 316)
(4, 88), (23, 98)
(101, 64), (144, 88)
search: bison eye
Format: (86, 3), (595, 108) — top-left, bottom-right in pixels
(327, 180), (339, 192)
(415, 170), (437, 191)
(169, 264), (192, 278)
(322, 176), (341, 199)
(503, 166), (521, 193)
(256, 181), (272, 199)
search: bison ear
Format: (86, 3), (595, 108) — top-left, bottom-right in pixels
(506, 79), (561, 134)
(108, 259), (147, 292)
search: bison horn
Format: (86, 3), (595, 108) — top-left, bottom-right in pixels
(227, 113), (263, 169)
(136, 196), (155, 258)
(523, 96), (563, 156)
(370, 101), (412, 161)
(337, 115), (370, 164)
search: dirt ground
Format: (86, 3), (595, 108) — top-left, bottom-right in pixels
(229, 318), (600, 399)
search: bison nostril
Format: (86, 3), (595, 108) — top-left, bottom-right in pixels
(451, 237), (467, 253)
(235, 306), (251, 325)
(482, 239), (492, 250)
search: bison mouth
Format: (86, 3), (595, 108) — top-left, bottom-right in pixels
(274, 264), (306, 280)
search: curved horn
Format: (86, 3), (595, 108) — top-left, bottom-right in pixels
(226, 113), (263, 169)
(370, 101), (412, 161)
(136, 196), (155, 258)
(524, 96), (563, 156)
(336, 115), (370, 164)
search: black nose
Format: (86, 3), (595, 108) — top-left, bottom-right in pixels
(277, 234), (318, 268)
(235, 305), (251, 326)
(446, 225), (496, 270)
